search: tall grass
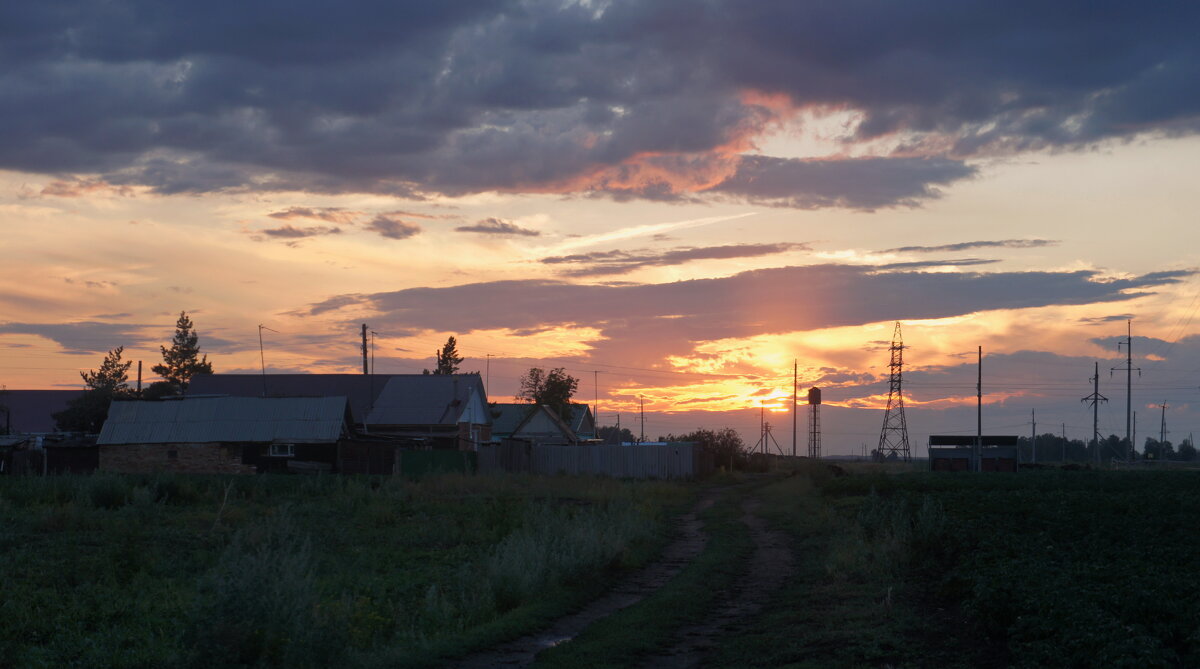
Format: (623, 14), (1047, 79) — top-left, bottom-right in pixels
(826, 490), (950, 579)
(0, 472), (687, 667)
(184, 511), (346, 668)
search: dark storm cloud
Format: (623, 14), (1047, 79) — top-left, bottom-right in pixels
(540, 242), (810, 276)
(883, 239), (1058, 254)
(305, 266), (1193, 365)
(456, 218), (541, 236)
(2, 2), (1199, 204)
(706, 156), (976, 210)
(0, 321), (151, 354)
(365, 215), (421, 240)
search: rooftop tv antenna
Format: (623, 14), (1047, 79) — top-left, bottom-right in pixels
(258, 324), (279, 397)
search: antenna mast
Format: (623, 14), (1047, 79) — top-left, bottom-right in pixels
(877, 321), (911, 461)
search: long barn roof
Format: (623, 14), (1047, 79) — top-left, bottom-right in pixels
(98, 396), (350, 445)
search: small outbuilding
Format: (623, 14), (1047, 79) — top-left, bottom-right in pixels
(928, 435), (1020, 472)
(97, 396), (353, 474)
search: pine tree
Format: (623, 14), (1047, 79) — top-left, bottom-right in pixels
(152, 311), (214, 392)
(425, 336), (464, 375)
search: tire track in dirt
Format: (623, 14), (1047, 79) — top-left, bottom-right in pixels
(453, 491), (718, 669)
(638, 497), (793, 669)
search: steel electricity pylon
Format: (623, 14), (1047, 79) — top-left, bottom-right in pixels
(877, 321), (911, 461)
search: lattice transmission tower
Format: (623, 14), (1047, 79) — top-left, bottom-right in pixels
(877, 321), (911, 461)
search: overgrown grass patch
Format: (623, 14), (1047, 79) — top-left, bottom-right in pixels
(0, 472), (691, 667)
(534, 483), (754, 669)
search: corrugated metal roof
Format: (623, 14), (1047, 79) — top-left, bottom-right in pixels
(364, 374), (487, 426)
(490, 403), (540, 436)
(98, 396), (349, 445)
(188, 373), (395, 421)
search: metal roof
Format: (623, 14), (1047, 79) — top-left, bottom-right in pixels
(364, 374), (487, 426)
(98, 396), (350, 445)
(490, 403), (541, 436)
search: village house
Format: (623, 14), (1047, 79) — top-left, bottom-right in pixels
(188, 372), (492, 450)
(489, 403), (580, 446)
(568, 404), (597, 441)
(97, 396), (353, 474)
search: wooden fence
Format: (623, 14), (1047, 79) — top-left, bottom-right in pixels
(478, 441), (712, 479)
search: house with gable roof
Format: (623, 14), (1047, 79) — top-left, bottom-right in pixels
(489, 403), (583, 446)
(188, 373), (491, 450)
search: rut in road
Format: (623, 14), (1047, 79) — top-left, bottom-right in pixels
(453, 492), (717, 669)
(638, 497), (794, 669)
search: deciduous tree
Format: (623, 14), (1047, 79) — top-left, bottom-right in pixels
(53, 347), (134, 432)
(516, 367), (578, 418)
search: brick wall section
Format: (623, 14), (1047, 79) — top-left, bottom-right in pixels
(99, 443), (257, 474)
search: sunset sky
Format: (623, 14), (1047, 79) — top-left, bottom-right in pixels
(3, 2), (1200, 453)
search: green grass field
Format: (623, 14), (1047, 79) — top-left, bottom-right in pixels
(5, 466), (1199, 668)
(0, 472), (690, 668)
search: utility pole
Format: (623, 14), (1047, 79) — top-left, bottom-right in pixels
(593, 370), (600, 437)
(136, 361), (143, 398)
(485, 354), (492, 399)
(1113, 320), (1140, 461)
(792, 360), (798, 458)
(1134, 411), (1138, 458)
(360, 324), (369, 375)
(1061, 422), (1066, 463)
(1155, 401), (1168, 459)
(760, 403), (765, 455)
(1031, 408), (1036, 464)
(1082, 361), (1108, 464)
(639, 397), (645, 443)
(976, 346), (982, 471)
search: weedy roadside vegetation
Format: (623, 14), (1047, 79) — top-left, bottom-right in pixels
(0, 472), (690, 668)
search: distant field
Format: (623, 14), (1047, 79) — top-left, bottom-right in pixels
(0, 473), (690, 668)
(704, 464), (1200, 668)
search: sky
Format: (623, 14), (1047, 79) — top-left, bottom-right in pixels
(3, 1), (1200, 454)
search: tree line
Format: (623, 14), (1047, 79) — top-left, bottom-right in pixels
(53, 312), (213, 432)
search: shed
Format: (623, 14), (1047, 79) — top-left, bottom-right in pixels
(98, 396), (352, 474)
(929, 435), (1020, 472)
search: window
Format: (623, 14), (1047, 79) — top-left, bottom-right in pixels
(269, 443), (295, 457)
(167, 450), (178, 460)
